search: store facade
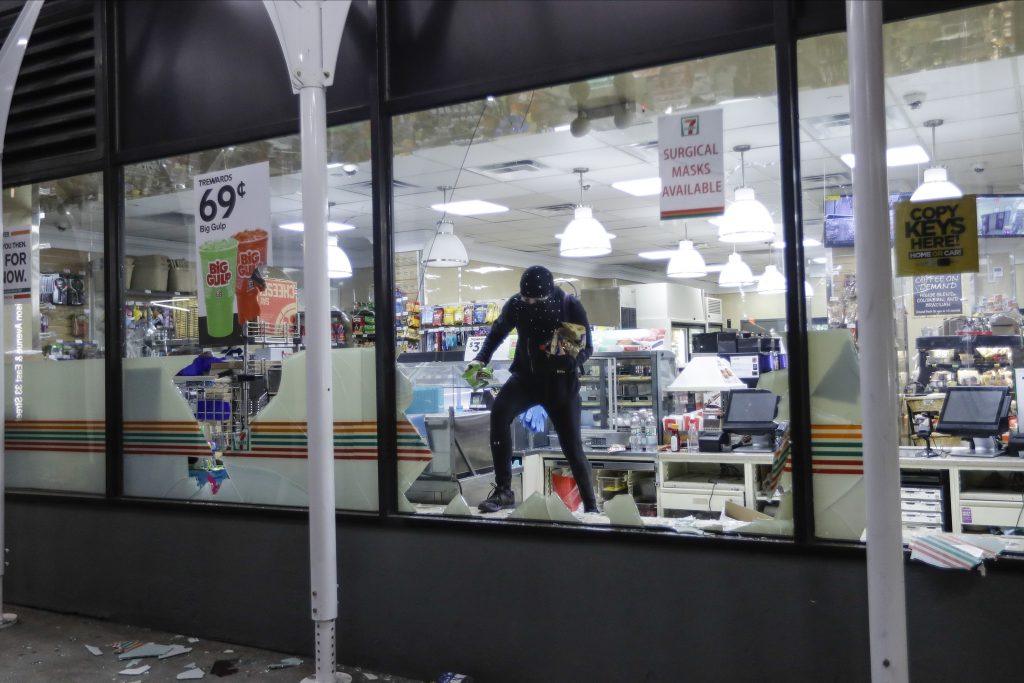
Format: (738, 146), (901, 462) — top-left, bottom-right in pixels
(6, 1), (1024, 682)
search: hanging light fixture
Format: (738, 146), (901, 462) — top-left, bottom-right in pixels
(558, 167), (615, 257)
(756, 241), (786, 293)
(719, 144), (775, 243)
(666, 222), (706, 278)
(911, 119), (962, 202)
(718, 250), (755, 287)
(327, 235), (353, 279)
(423, 186), (469, 267)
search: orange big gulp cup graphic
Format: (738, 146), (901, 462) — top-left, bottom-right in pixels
(232, 228), (269, 328)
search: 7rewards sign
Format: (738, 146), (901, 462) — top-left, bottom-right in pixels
(894, 196), (978, 277)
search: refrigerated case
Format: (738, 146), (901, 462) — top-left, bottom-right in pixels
(579, 350), (677, 441)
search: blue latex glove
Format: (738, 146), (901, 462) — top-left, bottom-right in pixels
(518, 405), (548, 433)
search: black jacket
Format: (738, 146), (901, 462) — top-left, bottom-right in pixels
(474, 289), (592, 378)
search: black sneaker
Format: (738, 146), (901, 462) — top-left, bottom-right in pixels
(478, 486), (515, 513)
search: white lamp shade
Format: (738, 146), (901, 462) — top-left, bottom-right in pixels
(559, 206), (614, 258)
(719, 187), (775, 243)
(666, 355), (747, 392)
(757, 264), (786, 294)
(718, 252), (755, 287)
(666, 240), (707, 278)
(910, 167), (962, 202)
(423, 221), (469, 267)
(327, 236), (353, 279)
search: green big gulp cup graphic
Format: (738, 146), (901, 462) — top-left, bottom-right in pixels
(200, 238), (238, 337)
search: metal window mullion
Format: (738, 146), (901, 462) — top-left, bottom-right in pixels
(773, 0), (815, 544)
(370, 0), (397, 517)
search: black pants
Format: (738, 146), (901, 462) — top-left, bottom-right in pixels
(489, 372), (596, 508)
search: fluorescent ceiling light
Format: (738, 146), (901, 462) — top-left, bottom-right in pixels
(772, 237), (822, 248)
(554, 124), (571, 132)
(279, 221), (356, 233)
(16, 38), (27, 47)
(431, 200), (509, 216)
(326, 162), (344, 169)
(612, 177), (661, 197)
(638, 249), (680, 260)
(424, 273), (441, 280)
(840, 144), (929, 168)
(465, 266), (511, 274)
(811, 257), (827, 264)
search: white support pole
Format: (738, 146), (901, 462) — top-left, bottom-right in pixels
(0, 0), (44, 632)
(263, 2), (351, 681)
(846, 2), (910, 681)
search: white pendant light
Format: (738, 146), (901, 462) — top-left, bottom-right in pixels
(558, 167), (615, 258)
(423, 185), (470, 267)
(667, 239), (707, 278)
(911, 119), (962, 202)
(718, 252), (755, 287)
(327, 236), (353, 279)
(422, 220), (469, 267)
(757, 264), (786, 294)
(719, 144), (775, 243)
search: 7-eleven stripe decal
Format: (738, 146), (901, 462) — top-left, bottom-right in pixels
(782, 424), (863, 476)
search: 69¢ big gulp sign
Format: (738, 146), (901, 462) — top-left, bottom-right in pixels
(894, 196), (978, 277)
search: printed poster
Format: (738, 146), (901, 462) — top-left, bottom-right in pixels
(193, 161), (271, 344)
(894, 196), (979, 277)
(912, 274), (962, 316)
(658, 108), (724, 220)
(3, 226), (31, 301)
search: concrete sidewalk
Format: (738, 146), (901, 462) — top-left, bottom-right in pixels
(0, 605), (424, 682)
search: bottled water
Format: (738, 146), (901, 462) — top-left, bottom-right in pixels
(629, 412), (641, 451)
(687, 420), (699, 451)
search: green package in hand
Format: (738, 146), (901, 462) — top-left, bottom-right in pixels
(462, 363), (493, 390)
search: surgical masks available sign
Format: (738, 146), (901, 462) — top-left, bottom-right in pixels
(894, 196), (978, 277)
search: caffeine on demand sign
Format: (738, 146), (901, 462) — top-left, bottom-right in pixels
(894, 196), (979, 277)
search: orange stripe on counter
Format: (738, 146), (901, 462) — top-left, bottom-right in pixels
(811, 424), (862, 431)
(811, 433), (862, 440)
(7, 420), (105, 426)
(7, 445), (105, 453)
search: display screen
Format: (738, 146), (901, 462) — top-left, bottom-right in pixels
(725, 390), (778, 423)
(977, 195), (1024, 237)
(822, 193), (910, 248)
(939, 387), (1006, 426)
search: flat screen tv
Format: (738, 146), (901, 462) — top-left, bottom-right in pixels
(822, 192), (911, 248)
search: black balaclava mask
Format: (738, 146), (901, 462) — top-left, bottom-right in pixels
(520, 266), (555, 299)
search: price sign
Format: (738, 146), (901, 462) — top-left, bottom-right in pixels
(463, 336), (485, 362)
(194, 161), (271, 344)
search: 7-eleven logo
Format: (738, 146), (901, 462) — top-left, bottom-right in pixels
(681, 116), (699, 137)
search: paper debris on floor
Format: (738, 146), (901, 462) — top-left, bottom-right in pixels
(177, 668), (205, 680)
(159, 644), (193, 659)
(187, 638), (200, 644)
(111, 640), (144, 654)
(124, 660), (141, 668)
(364, 675), (378, 681)
(118, 665), (151, 676)
(118, 642), (173, 660)
(268, 657), (303, 669)
(84, 645), (102, 656)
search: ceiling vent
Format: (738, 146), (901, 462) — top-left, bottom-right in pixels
(471, 159), (548, 179)
(801, 172), (851, 192)
(0, 0), (99, 168)
(522, 202), (577, 217)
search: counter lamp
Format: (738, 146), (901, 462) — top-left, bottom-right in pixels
(665, 354), (747, 428)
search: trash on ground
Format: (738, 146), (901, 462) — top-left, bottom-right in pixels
(111, 640), (144, 654)
(117, 642), (174, 660)
(84, 644), (102, 656)
(210, 658), (239, 677)
(187, 638), (200, 643)
(268, 657), (303, 670)
(365, 675), (378, 681)
(177, 668), (205, 680)
(118, 664), (151, 676)
(159, 644), (193, 659)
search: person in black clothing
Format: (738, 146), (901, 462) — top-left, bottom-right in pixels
(466, 265), (598, 513)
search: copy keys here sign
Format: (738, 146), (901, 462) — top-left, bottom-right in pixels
(894, 196), (979, 277)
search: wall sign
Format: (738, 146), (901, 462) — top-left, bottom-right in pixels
(894, 196), (979, 277)
(912, 274), (962, 316)
(193, 161), (271, 344)
(3, 227), (31, 301)
(256, 277), (298, 332)
(658, 108), (723, 220)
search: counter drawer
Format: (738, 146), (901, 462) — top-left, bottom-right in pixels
(659, 488), (745, 513)
(902, 511), (943, 525)
(901, 487), (942, 502)
(901, 500), (943, 514)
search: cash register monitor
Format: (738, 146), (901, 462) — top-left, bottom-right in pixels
(936, 386), (1010, 455)
(722, 389), (780, 437)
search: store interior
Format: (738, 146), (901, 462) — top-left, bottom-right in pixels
(13, 4), (1024, 537)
